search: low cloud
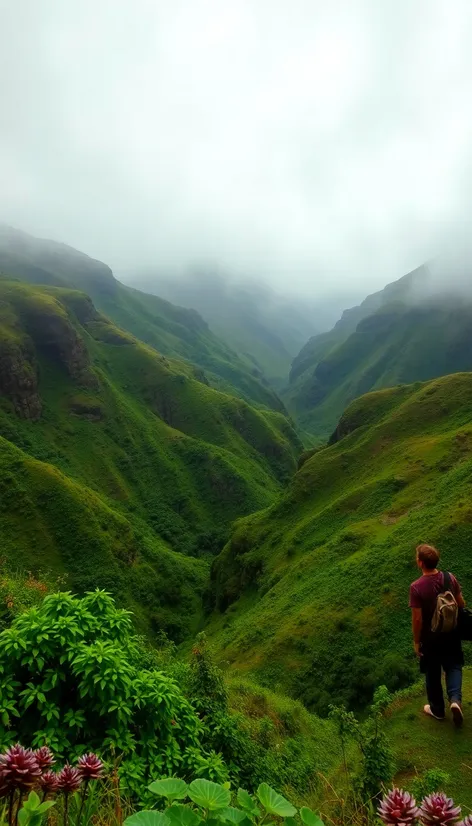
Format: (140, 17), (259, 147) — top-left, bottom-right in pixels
(1, 1), (472, 299)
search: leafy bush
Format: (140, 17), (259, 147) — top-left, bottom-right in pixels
(0, 591), (221, 799)
(124, 777), (324, 826)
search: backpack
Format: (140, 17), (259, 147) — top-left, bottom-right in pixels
(431, 572), (458, 634)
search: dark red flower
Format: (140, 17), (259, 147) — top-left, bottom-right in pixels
(0, 744), (41, 793)
(419, 793), (461, 826)
(34, 747), (55, 770)
(379, 789), (420, 826)
(57, 765), (82, 793)
(39, 770), (59, 796)
(77, 754), (103, 781)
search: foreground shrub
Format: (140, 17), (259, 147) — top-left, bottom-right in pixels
(0, 591), (218, 797)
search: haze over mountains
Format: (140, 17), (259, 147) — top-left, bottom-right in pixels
(130, 270), (338, 388)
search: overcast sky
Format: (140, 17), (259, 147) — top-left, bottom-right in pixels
(1, 0), (472, 298)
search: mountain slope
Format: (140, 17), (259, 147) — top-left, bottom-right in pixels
(0, 225), (285, 412)
(133, 272), (319, 387)
(0, 278), (301, 636)
(284, 265), (472, 439)
(208, 373), (472, 712)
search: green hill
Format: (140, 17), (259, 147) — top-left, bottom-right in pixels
(0, 278), (301, 638)
(0, 224), (285, 412)
(133, 271), (319, 388)
(285, 265), (472, 440)
(208, 372), (472, 712)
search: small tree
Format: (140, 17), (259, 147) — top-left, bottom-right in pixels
(330, 685), (394, 804)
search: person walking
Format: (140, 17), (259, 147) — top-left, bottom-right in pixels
(409, 543), (465, 726)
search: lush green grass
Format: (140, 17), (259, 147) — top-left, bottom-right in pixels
(208, 373), (472, 710)
(0, 279), (301, 637)
(386, 669), (472, 809)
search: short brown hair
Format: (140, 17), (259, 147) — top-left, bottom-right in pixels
(416, 544), (440, 570)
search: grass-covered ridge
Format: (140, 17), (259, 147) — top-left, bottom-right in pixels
(0, 224), (286, 412)
(209, 372), (472, 710)
(0, 278), (301, 637)
(285, 265), (472, 440)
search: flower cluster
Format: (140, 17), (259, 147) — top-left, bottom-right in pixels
(0, 743), (104, 802)
(379, 789), (464, 826)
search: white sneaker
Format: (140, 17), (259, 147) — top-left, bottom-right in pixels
(450, 702), (464, 727)
(423, 704), (445, 720)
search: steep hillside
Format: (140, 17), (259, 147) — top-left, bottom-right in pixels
(284, 265), (472, 439)
(0, 225), (285, 412)
(209, 373), (472, 712)
(0, 278), (301, 637)
(133, 272), (319, 387)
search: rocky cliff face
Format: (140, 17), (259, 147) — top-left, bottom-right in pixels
(0, 340), (41, 419)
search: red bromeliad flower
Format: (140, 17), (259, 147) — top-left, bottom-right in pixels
(57, 765), (82, 794)
(419, 793), (461, 826)
(0, 744), (41, 793)
(39, 770), (59, 796)
(77, 754), (103, 781)
(379, 789), (420, 826)
(34, 747), (55, 771)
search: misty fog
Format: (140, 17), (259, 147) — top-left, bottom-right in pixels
(1, 1), (472, 301)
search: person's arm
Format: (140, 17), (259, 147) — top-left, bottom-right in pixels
(452, 575), (465, 608)
(411, 607), (423, 656)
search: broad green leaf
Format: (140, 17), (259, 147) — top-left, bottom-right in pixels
(188, 779), (231, 811)
(284, 819), (298, 826)
(236, 790), (259, 815)
(36, 802), (56, 815)
(300, 809), (324, 826)
(124, 812), (171, 826)
(219, 807), (248, 824)
(256, 784), (296, 818)
(149, 779), (188, 802)
(165, 805), (202, 826)
(23, 791), (40, 809)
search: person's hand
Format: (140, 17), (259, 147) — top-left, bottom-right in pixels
(414, 642), (422, 657)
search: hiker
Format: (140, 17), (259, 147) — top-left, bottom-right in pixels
(409, 543), (465, 726)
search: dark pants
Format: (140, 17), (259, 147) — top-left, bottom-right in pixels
(424, 660), (462, 718)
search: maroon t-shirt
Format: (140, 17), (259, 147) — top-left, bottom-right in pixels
(409, 571), (461, 640)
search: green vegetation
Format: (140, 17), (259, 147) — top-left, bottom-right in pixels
(0, 225), (286, 412)
(209, 373), (472, 710)
(285, 265), (472, 440)
(385, 670), (472, 808)
(3, 228), (472, 811)
(0, 278), (300, 636)
(0, 591), (218, 799)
